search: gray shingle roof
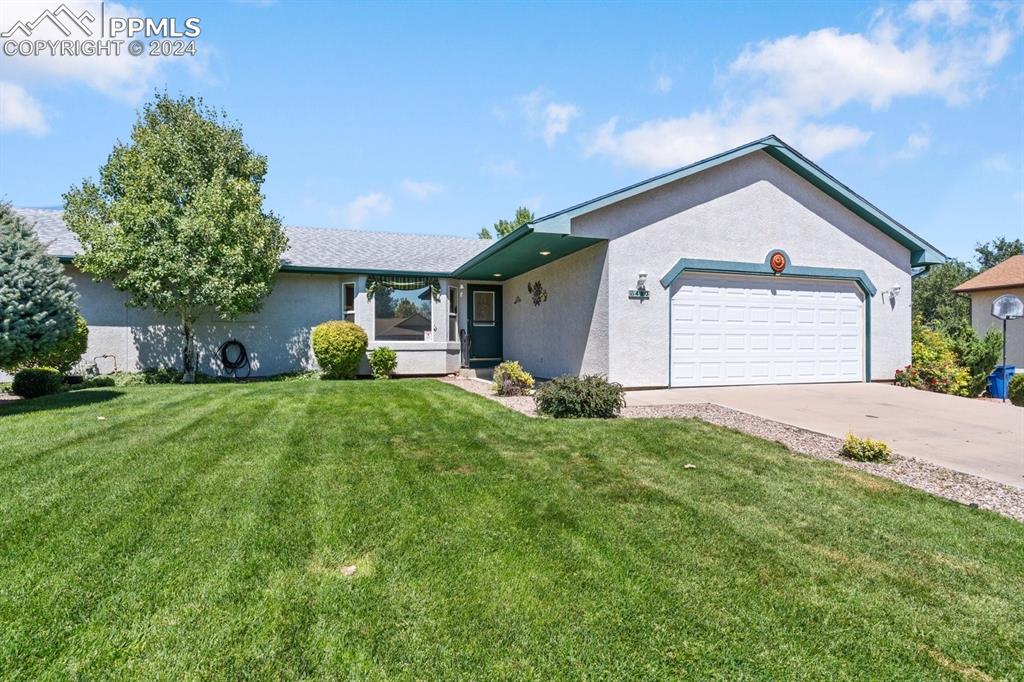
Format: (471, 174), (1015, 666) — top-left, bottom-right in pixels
(13, 208), (489, 275)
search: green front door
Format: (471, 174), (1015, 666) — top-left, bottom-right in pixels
(467, 285), (502, 368)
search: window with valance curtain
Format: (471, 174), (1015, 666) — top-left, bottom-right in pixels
(366, 275), (441, 342)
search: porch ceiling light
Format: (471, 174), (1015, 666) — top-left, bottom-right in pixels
(539, 250), (551, 256)
(493, 273), (502, 277)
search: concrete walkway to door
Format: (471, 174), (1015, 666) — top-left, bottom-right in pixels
(627, 383), (1024, 489)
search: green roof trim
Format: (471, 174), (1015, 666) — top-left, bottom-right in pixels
(531, 134), (945, 267)
(452, 225), (603, 281)
(659, 255), (878, 297)
(279, 264), (451, 278)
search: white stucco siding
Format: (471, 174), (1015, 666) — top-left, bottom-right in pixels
(19, 267), (459, 379)
(64, 268), (344, 376)
(570, 151), (912, 387)
(969, 287), (1024, 367)
(502, 242), (609, 379)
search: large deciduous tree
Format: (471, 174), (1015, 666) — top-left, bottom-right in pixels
(975, 237), (1023, 271)
(911, 259), (974, 334)
(0, 204), (80, 370)
(63, 93), (288, 383)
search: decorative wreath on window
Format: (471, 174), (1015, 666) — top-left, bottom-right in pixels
(365, 275), (441, 302)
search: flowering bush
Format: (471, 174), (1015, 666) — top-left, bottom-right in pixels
(893, 322), (969, 396)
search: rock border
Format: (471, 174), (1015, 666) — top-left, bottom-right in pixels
(438, 377), (1024, 523)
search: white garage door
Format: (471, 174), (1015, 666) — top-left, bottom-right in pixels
(671, 273), (865, 387)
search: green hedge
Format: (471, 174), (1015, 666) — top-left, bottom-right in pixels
(12, 367), (63, 399)
(311, 321), (368, 379)
(369, 347), (398, 380)
(1009, 374), (1024, 407)
(534, 374), (625, 419)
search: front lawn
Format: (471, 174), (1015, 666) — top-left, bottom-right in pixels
(0, 380), (1020, 678)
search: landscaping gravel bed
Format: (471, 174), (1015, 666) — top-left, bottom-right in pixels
(439, 377), (1024, 522)
(439, 376), (537, 416)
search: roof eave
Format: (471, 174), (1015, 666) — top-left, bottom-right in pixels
(528, 134), (947, 266)
(953, 283), (1024, 294)
(451, 223), (535, 278)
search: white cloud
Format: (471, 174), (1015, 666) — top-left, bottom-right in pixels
(586, 113), (871, 170)
(586, 5), (1019, 170)
(0, 0), (208, 133)
(654, 74), (673, 93)
(344, 192), (391, 228)
(906, 0), (971, 26)
(887, 127), (932, 161)
(401, 180), (443, 200)
(0, 81), (48, 135)
(519, 90), (579, 147)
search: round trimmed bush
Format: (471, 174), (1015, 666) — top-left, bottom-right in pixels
(311, 321), (368, 379)
(22, 314), (89, 374)
(1009, 374), (1024, 407)
(534, 374), (625, 419)
(369, 346), (398, 380)
(12, 367), (63, 398)
(492, 360), (534, 396)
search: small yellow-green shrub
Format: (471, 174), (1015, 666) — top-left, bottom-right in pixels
(369, 346), (398, 380)
(492, 361), (534, 396)
(840, 434), (893, 463)
(311, 321), (368, 379)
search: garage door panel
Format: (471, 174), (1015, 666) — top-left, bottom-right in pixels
(671, 274), (864, 387)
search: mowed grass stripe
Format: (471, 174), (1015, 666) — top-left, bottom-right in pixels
(0, 380), (1020, 679)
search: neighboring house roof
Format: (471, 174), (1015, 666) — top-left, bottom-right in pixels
(456, 135), (947, 280)
(14, 208), (489, 276)
(375, 314), (431, 339)
(953, 255), (1024, 293)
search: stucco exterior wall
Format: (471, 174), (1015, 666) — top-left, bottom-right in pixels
(570, 150), (913, 387)
(501, 243), (609, 379)
(2, 266), (459, 379)
(968, 287), (1024, 367)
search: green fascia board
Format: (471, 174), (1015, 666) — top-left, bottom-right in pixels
(453, 227), (604, 281)
(659, 257), (878, 297)
(61, 254), (452, 279)
(531, 134), (945, 267)
(451, 224), (535, 277)
(279, 264), (451, 278)
(760, 141), (946, 266)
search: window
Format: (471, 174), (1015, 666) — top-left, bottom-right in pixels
(448, 285), (459, 341)
(473, 291), (495, 326)
(375, 285), (434, 341)
(342, 282), (355, 323)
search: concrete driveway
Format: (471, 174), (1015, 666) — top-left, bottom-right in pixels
(628, 383), (1024, 488)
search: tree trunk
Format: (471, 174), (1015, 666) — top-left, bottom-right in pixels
(181, 313), (197, 384)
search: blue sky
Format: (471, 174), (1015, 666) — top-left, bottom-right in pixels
(1, 0), (1021, 261)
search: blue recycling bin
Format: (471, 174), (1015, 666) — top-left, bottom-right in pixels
(987, 365), (1016, 399)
